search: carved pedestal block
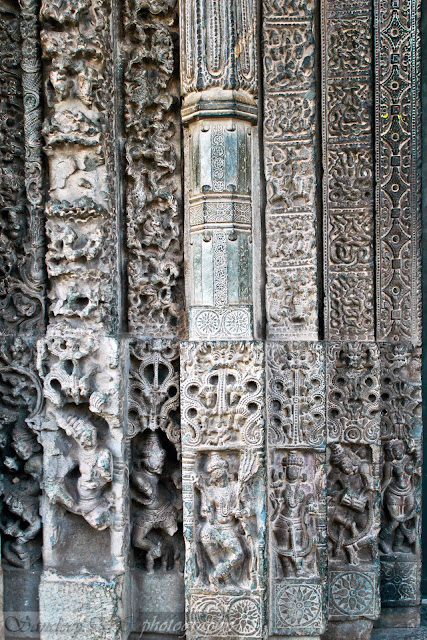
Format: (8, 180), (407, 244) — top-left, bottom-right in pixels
(36, 330), (129, 639)
(39, 572), (124, 640)
(325, 343), (381, 639)
(181, 342), (266, 640)
(266, 343), (327, 639)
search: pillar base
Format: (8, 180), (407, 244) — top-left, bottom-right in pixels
(373, 606), (420, 629)
(322, 619), (373, 640)
(39, 571), (125, 640)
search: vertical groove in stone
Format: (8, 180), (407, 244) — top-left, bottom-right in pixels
(326, 343), (381, 635)
(124, 0), (184, 338)
(266, 342), (327, 638)
(374, 0), (421, 344)
(321, 0), (375, 341)
(263, 0), (319, 341)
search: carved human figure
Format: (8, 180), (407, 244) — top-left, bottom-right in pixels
(379, 439), (418, 554)
(131, 431), (181, 572)
(328, 443), (377, 564)
(0, 423), (42, 567)
(196, 453), (250, 590)
(47, 414), (113, 530)
(270, 452), (316, 577)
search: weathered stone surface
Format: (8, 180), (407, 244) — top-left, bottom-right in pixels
(374, 0), (422, 343)
(124, 0), (184, 337)
(181, 341), (266, 640)
(326, 343), (381, 628)
(263, 1), (318, 340)
(39, 571), (124, 640)
(266, 342), (327, 637)
(321, 0), (375, 341)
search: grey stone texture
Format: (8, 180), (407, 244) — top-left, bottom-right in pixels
(0, 0), (423, 636)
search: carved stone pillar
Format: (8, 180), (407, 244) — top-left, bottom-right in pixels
(36, 0), (129, 635)
(180, 0), (260, 342)
(0, 0), (46, 632)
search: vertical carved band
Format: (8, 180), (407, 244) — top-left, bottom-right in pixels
(40, 0), (119, 332)
(322, 0), (375, 341)
(266, 342), (326, 636)
(374, 0), (421, 343)
(181, 342), (265, 640)
(379, 344), (422, 606)
(124, 0), (184, 337)
(326, 343), (381, 624)
(263, 0), (318, 340)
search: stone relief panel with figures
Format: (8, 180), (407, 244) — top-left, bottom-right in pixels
(379, 344), (422, 606)
(181, 342), (265, 640)
(128, 339), (183, 573)
(0, 337), (43, 568)
(326, 343), (381, 623)
(266, 342), (326, 636)
(36, 330), (128, 571)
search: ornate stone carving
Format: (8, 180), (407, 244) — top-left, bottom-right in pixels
(263, 0), (318, 340)
(322, 0), (375, 341)
(181, 342), (265, 640)
(180, 0), (257, 101)
(326, 343), (381, 625)
(266, 343), (326, 636)
(0, 337), (43, 568)
(0, 4), (45, 334)
(36, 330), (127, 569)
(124, 0), (183, 336)
(128, 339), (183, 573)
(185, 119), (255, 340)
(375, 0), (421, 342)
(40, 0), (118, 332)
(379, 344), (422, 606)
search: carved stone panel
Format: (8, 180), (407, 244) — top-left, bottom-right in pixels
(40, 0), (119, 332)
(321, 0), (375, 340)
(124, 0), (184, 337)
(128, 339), (183, 575)
(181, 341), (265, 640)
(179, 0), (257, 105)
(263, 3), (318, 340)
(379, 344), (422, 607)
(186, 120), (255, 340)
(0, 3), (45, 335)
(374, 0), (421, 343)
(266, 342), (327, 637)
(326, 343), (381, 625)
(36, 329), (128, 573)
(0, 336), (43, 568)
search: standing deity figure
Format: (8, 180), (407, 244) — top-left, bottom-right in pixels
(131, 431), (181, 572)
(379, 439), (418, 553)
(196, 453), (250, 590)
(270, 452), (316, 577)
(328, 444), (377, 564)
(46, 414), (113, 530)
